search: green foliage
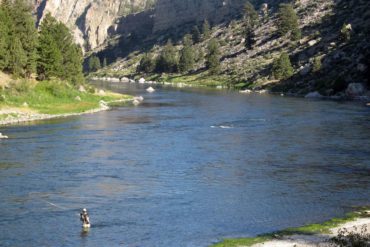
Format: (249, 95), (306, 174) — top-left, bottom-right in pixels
(312, 56), (322, 73)
(192, 25), (201, 44)
(272, 52), (294, 80)
(88, 55), (101, 72)
(0, 7), (11, 70)
(277, 3), (301, 41)
(206, 39), (221, 75)
(179, 34), (195, 72)
(244, 26), (256, 50)
(0, 0), (37, 77)
(137, 53), (155, 73)
(244, 1), (259, 28)
(155, 40), (178, 73)
(37, 13), (84, 84)
(202, 19), (211, 40)
(340, 23), (351, 42)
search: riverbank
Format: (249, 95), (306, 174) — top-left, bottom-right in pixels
(0, 79), (134, 126)
(211, 208), (370, 247)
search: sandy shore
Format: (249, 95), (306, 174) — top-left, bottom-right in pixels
(0, 99), (132, 126)
(251, 216), (370, 247)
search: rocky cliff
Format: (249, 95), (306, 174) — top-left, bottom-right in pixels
(33, 0), (155, 51)
(153, 0), (245, 33)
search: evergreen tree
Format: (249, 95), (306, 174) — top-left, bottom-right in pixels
(206, 39), (221, 74)
(244, 26), (256, 50)
(277, 3), (301, 41)
(88, 56), (101, 72)
(63, 44), (84, 84)
(137, 53), (155, 73)
(0, 7), (11, 70)
(244, 1), (259, 28)
(191, 25), (201, 44)
(202, 19), (211, 40)
(9, 37), (27, 77)
(179, 34), (195, 73)
(8, 0), (38, 77)
(272, 52), (294, 80)
(37, 31), (63, 79)
(155, 40), (178, 73)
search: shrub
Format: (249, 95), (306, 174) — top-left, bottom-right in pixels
(272, 52), (294, 80)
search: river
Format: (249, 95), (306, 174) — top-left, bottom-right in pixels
(0, 82), (369, 247)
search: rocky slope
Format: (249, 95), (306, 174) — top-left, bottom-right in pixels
(32, 0), (155, 51)
(95, 0), (370, 99)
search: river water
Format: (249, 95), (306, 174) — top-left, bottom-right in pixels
(0, 82), (369, 247)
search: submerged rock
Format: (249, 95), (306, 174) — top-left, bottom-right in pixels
(146, 87), (155, 93)
(345, 83), (366, 98)
(305, 91), (323, 99)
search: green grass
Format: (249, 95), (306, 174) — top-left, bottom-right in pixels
(211, 208), (369, 247)
(0, 79), (132, 115)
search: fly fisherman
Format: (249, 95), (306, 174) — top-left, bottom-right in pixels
(80, 208), (91, 228)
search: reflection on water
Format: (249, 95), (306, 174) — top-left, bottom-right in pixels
(0, 82), (369, 247)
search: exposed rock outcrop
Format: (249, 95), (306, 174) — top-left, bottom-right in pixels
(33, 0), (155, 51)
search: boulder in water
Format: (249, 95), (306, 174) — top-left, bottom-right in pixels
(345, 83), (366, 98)
(139, 78), (146, 84)
(146, 87), (155, 93)
(0, 133), (8, 139)
(240, 89), (252, 94)
(305, 91), (323, 99)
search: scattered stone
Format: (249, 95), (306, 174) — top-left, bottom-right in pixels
(75, 96), (81, 101)
(120, 77), (130, 83)
(139, 78), (146, 84)
(0, 132), (8, 139)
(240, 89), (252, 94)
(345, 83), (365, 98)
(257, 89), (268, 94)
(308, 39), (318, 47)
(79, 85), (86, 93)
(305, 91), (323, 99)
(146, 87), (155, 93)
(98, 89), (106, 96)
(133, 96), (144, 102)
(129, 79), (135, 83)
(23, 102), (29, 107)
(299, 64), (311, 76)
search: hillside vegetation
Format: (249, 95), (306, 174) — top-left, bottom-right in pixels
(92, 0), (370, 98)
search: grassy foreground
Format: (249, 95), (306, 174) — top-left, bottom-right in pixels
(211, 208), (369, 247)
(0, 78), (132, 116)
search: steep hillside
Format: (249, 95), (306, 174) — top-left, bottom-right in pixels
(94, 0), (370, 98)
(32, 0), (156, 51)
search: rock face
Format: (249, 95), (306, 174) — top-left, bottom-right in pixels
(153, 0), (245, 32)
(34, 0), (155, 51)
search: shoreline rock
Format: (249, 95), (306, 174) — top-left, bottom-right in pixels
(0, 132), (8, 139)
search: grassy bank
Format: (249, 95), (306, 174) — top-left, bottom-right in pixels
(0, 78), (132, 117)
(211, 208), (370, 247)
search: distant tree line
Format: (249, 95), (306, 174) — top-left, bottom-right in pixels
(137, 19), (221, 75)
(0, 0), (84, 84)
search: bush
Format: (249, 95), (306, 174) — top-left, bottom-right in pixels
(330, 225), (370, 247)
(272, 52), (294, 80)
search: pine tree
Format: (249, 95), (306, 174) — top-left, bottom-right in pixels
(155, 40), (178, 73)
(138, 53), (155, 73)
(88, 56), (101, 72)
(64, 44), (84, 84)
(244, 1), (259, 28)
(244, 26), (256, 50)
(206, 39), (221, 74)
(277, 3), (301, 41)
(202, 19), (211, 40)
(9, 37), (27, 77)
(179, 34), (195, 73)
(272, 52), (294, 80)
(192, 25), (201, 44)
(9, 0), (38, 77)
(0, 6), (11, 70)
